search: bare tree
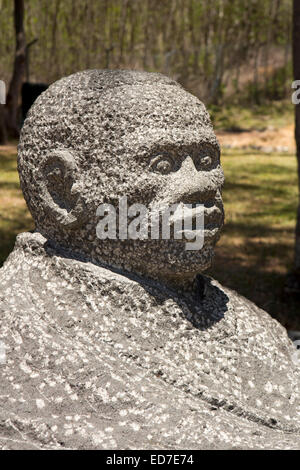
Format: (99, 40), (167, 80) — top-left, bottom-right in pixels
(5, 0), (26, 138)
(0, 0), (294, 128)
(294, 0), (300, 269)
(286, 0), (300, 292)
(0, 106), (7, 145)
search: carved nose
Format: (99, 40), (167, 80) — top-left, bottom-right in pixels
(180, 156), (197, 174)
(174, 156), (217, 203)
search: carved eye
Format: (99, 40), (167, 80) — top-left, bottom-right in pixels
(149, 154), (175, 174)
(47, 167), (63, 179)
(194, 153), (214, 171)
(202, 156), (212, 167)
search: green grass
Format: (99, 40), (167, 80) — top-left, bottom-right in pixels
(0, 147), (34, 266)
(0, 145), (299, 328)
(208, 148), (299, 329)
(209, 100), (294, 132)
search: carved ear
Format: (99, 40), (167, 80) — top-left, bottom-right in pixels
(39, 149), (86, 229)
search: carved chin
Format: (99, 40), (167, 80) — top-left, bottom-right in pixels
(145, 239), (215, 276)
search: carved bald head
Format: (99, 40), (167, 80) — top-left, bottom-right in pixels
(18, 70), (224, 286)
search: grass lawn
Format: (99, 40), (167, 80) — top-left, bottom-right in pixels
(0, 146), (34, 266)
(208, 148), (299, 329)
(0, 145), (299, 329)
(209, 100), (294, 132)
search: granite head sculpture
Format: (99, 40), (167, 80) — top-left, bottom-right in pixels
(18, 70), (224, 287)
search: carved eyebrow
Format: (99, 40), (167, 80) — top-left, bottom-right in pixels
(195, 144), (220, 159)
(141, 148), (177, 163)
(199, 143), (219, 152)
(136, 142), (220, 163)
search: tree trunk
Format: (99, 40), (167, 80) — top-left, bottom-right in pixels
(0, 106), (7, 145)
(293, 0), (300, 271)
(5, 0), (26, 138)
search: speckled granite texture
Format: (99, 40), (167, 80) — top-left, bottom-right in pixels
(0, 70), (300, 449)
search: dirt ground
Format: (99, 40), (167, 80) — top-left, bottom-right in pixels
(217, 124), (295, 153)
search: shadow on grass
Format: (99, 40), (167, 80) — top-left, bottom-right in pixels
(208, 223), (298, 329)
(224, 181), (295, 199)
(0, 151), (18, 171)
(223, 221), (294, 238)
(0, 209), (34, 267)
(0, 161), (18, 172)
(0, 181), (21, 190)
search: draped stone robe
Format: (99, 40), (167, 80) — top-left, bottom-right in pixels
(0, 232), (299, 449)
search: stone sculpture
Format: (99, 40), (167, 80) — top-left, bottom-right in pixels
(0, 70), (299, 449)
